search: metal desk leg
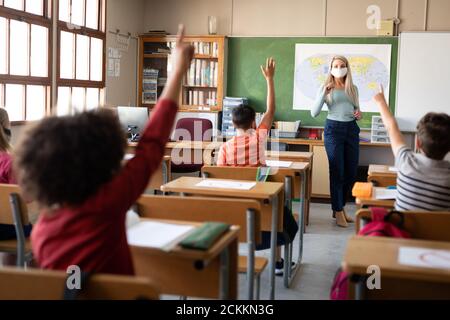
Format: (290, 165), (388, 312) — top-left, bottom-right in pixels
(286, 171), (306, 287)
(219, 247), (230, 300)
(246, 209), (256, 300)
(283, 176), (292, 288)
(352, 275), (366, 300)
(268, 195), (279, 300)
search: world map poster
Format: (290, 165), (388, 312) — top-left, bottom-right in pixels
(293, 43), (392, 112)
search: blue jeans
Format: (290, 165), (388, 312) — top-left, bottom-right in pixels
(324, 119), (360, 212)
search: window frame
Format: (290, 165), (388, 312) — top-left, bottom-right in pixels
(0, 1), (52, 124)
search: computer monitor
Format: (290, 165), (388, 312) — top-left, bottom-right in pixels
(117, 106), (149, 142)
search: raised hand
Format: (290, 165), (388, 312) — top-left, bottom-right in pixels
(260, 57), (276, 80)
(373, 84), (387, 105)
(171, 25), (195, 76)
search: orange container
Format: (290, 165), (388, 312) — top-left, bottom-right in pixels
(352, 182), (373, 198)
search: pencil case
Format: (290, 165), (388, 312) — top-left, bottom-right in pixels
(180, 222), (230, 250)
(352, 182), (373, 198)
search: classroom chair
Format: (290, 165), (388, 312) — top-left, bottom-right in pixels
(136, 195), (267, 300)
(201, 165), (305, 288)
(367, 175), (397, 188)
(0, 267), (159, 300)
(0, 184), (33, 267)
(172, 118), (213, 174)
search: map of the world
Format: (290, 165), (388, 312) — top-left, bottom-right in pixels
(293, 44), (392, 113)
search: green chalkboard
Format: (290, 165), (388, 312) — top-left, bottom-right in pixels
(227, 37), (398, 128)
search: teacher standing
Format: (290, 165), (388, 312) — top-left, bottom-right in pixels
(311, 56), (362, 228)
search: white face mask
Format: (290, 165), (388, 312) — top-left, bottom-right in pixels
(331, 67), (348, 78)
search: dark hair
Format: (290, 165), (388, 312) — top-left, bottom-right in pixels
(14, 109), (127, 207)
(416, 112), (450, 160)
(232, 105), (256, 130)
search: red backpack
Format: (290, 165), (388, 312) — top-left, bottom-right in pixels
(330, 207), (411, 300)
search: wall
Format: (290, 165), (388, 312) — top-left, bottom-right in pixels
(143, 0), (450, 36)
(105, 0), (146, 107)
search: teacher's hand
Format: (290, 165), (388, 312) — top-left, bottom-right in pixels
(354, 109), (362, 120)
(325, 83), (334, 95)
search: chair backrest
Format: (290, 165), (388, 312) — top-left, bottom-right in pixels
(356, 209), (450, 242)
(174, 118), (213, 142)
(367, 175), (397, 187)
(0, 184), (29, 225)
(137, 195), (262, 244)
(201, 165), (296, 199)
(0, 267), (159, 300)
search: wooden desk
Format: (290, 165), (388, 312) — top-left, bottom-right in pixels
(124, 154), (171, 191)
(355, 187), (395, 209)
(131, 218), (239, 299)
(202, 162), (310, 288)
(266, 151), (313, 225)
(161, 176), (284, 300)
(368, 165), (397, 187)
(343, 236), (450, 299)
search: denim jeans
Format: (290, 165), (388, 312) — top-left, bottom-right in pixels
(324, 119), (360, 212)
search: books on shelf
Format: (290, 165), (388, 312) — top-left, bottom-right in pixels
(184, 59), (218, 87)
(185, 89), (217, 107)
(142, 68), (159, 104)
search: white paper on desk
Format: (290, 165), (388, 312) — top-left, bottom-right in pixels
(375, 188), (397, 200)
(398, 247), (450, 270)
(196, 179), (256, 190)
(124, 154), (135, 161)
(265, 160), (293, 168)
(127, 221), (195, 251)
(388, 166), (398, 173)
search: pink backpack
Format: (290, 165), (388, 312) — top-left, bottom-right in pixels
(330, 207), (411, 300)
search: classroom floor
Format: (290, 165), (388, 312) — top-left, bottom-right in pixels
(236, 202), (355, 300)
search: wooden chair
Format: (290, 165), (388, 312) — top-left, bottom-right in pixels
(201, 165), (305, 288)
(367, 175), (397, 187)
(137, 195), (266, 300)
(0, 267), (159, 300)
(0, 184), (33, 267)
(356, 209), (450, 241)
(351, 209), (450, 299)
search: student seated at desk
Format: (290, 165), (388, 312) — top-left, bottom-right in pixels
(13, 26), (194, 275)
(0, 108), (32, 241)
(217, 58), (298, 275)
(217, 58), (276, 167)
(373, 85), (450, 211)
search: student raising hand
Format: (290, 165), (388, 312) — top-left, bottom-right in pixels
(260, 57), (276, 80)
(161, 25), (194, 102)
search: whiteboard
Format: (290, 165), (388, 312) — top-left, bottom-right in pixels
(396, 32), (450, 131)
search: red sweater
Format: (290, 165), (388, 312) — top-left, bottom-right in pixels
(31, 99), (178, 275)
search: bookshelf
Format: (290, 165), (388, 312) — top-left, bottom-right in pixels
(138, 35), (226, 112)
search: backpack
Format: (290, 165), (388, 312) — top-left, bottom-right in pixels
(330, 207), (411, 300)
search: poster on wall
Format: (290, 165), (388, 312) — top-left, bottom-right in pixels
(293, 43), (392, 112)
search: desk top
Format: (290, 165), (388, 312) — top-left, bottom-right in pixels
(266, 151), (313, 161)
(161, 177), (284, 200)
(130, 218), (240, 262)
(269, 138), (391, 148)
(356, 187), (396, 208)
(368, 165), (398, 176)
(343, 236), (450, 284)
(129, 141), (223, 150)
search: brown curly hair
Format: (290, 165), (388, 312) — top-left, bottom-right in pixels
(417, 112), (450, 160)
(14, 108), (127, 207)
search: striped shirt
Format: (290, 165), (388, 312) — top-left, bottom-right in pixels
(217, 124), (269, 167)
(395, 146), (450, 211)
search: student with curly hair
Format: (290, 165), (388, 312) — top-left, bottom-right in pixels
(14, 26), (194, 275)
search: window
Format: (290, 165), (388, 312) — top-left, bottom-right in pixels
(56, 0), (106, 115)
(0, 0), (51, 122)
(0, 0), (106, 122)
